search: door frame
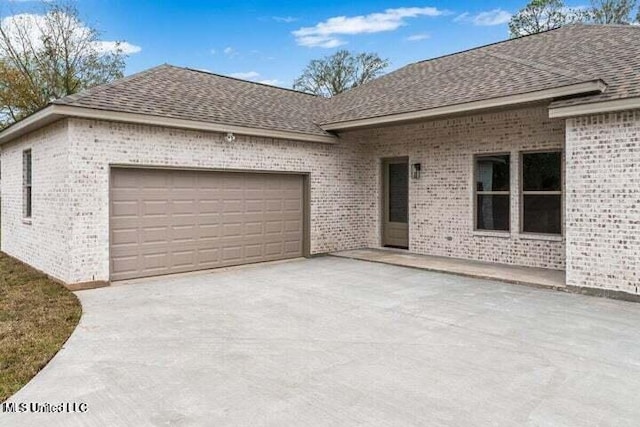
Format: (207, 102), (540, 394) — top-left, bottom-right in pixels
(381, 157), (410, 249)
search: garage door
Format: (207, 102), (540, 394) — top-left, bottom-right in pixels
(110, 168), (304, 281)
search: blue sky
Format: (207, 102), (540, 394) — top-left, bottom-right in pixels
(1, 0), (586, 88)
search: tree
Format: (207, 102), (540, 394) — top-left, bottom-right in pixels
(508, 0), (586, 37)
(0, 2), (127, 127)
(588, 0), (637, 24)
(293, 50), (389, 97)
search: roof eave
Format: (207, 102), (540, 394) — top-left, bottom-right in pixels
(321, 80), (607, 131)
(549, 96), (640, 118)
(0, 104), (338, 145)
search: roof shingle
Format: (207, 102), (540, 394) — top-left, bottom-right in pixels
(51, 24), (640, 136)
(323, 24), (640, 125)
(54, 65), (331, 137)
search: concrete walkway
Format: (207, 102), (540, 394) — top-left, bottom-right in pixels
(2, 257), (640, 426)
(331, 248), (566, 290)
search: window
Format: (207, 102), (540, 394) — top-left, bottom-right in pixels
(475, 154), (510, 231)
(521, 151), (562, 234)
(23, 150), (32, 219)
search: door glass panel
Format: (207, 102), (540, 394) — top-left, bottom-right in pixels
(388, 163), (408, 223)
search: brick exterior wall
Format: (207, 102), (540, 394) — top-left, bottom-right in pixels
(565, 110), (640, 295)
(64, 118), (370, 283)
(344, 105), (567, 270)
(0, 121), (71, 282)
(1, 106), (571, 285)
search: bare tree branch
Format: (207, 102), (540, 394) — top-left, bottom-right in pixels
(293, 50), (389, 97)
(0, 1), (127, 127)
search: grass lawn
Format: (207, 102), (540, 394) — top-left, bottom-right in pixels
(0, 252), (81, 402)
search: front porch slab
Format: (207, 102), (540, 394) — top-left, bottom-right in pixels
(330, 248), (566, 290)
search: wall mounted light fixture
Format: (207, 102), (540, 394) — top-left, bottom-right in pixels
(225, 132), (236, 143)
(411, 163), (422, 179)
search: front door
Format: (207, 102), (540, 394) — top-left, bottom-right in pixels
(382, 158), (409, 248)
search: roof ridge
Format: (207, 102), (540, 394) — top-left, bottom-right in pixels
(411, 25), (570, 67)
(409, 24), (640, 68)
(482, 51), (594, 82)
(53, 64), (172, 106)
(176, 65), (324, 99)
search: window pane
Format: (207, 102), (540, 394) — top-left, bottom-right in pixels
(25, 186), (32, 218)
(523, 195), (561, 234)
(476, 155), (510, 192)
(24, 150), (32, 185)
(523, 152), (561, 191)
(476, 195), (509, 231)
(388, 163), (408, 223)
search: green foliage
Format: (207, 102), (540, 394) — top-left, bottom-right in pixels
(588, 0), (637, 24)
(293, 50), (389, 97)
(0, 2), (127, 127)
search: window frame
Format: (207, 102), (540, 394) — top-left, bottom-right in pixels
(473, 153), (511, 233)
(519, 150), (563, 236)
(23, 149), (32, 220)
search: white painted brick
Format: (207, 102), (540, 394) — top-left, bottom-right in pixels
(0, 121), (71, 282)
(65, 118), (371, 283)
(565, 110), (640, 294)
(6, 105), (637, 295)
(342, 105), (566, 270)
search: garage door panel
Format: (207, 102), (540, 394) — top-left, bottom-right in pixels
(172, 200), (197, 214)
(111, 199), (139, 216)
(222, 246), (243, 262)
(199, 224), (221, 238)
(199, 200), (222, 214)
(171, 250), (196, 268)
(111, 228), (138, 246)
(110, 168), (304, 281)
(244, 222), (264, 236)
(198, 248), (220, 264)
(266, 200), (283, 211)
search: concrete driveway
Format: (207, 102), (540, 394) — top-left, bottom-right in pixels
(3, 257), (640, 426)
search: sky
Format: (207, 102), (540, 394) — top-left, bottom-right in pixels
(0, 0), (587, 88)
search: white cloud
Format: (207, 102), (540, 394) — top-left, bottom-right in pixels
(257, 79), (281, 86)
(223, 46), (236, 56)
(293, 7), (446, 48)
(228, 71), (281, 87)
(210, 48), (216, 55)
(453, 12), (470, 22)
(406, 33), (430, 41)
(455, 9), (512, 26)
(473, 9), (512, 26)
(229, 71), (260, 80)
(273, 16), (297, 23)
(0, 13), (141, 55)
(94, 41), (141, 55)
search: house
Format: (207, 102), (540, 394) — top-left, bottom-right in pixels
(0, 24), (638, 297)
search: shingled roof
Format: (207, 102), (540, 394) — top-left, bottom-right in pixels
(2, 24), (639, 144)
(53, 65), (331, 138)
(323, 24), (640, 126)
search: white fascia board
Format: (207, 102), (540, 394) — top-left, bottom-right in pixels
(0, 104), (338, 145)
(549, 97), (640, 118)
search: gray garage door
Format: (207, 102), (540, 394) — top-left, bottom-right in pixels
(110, 168), (304, 281)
